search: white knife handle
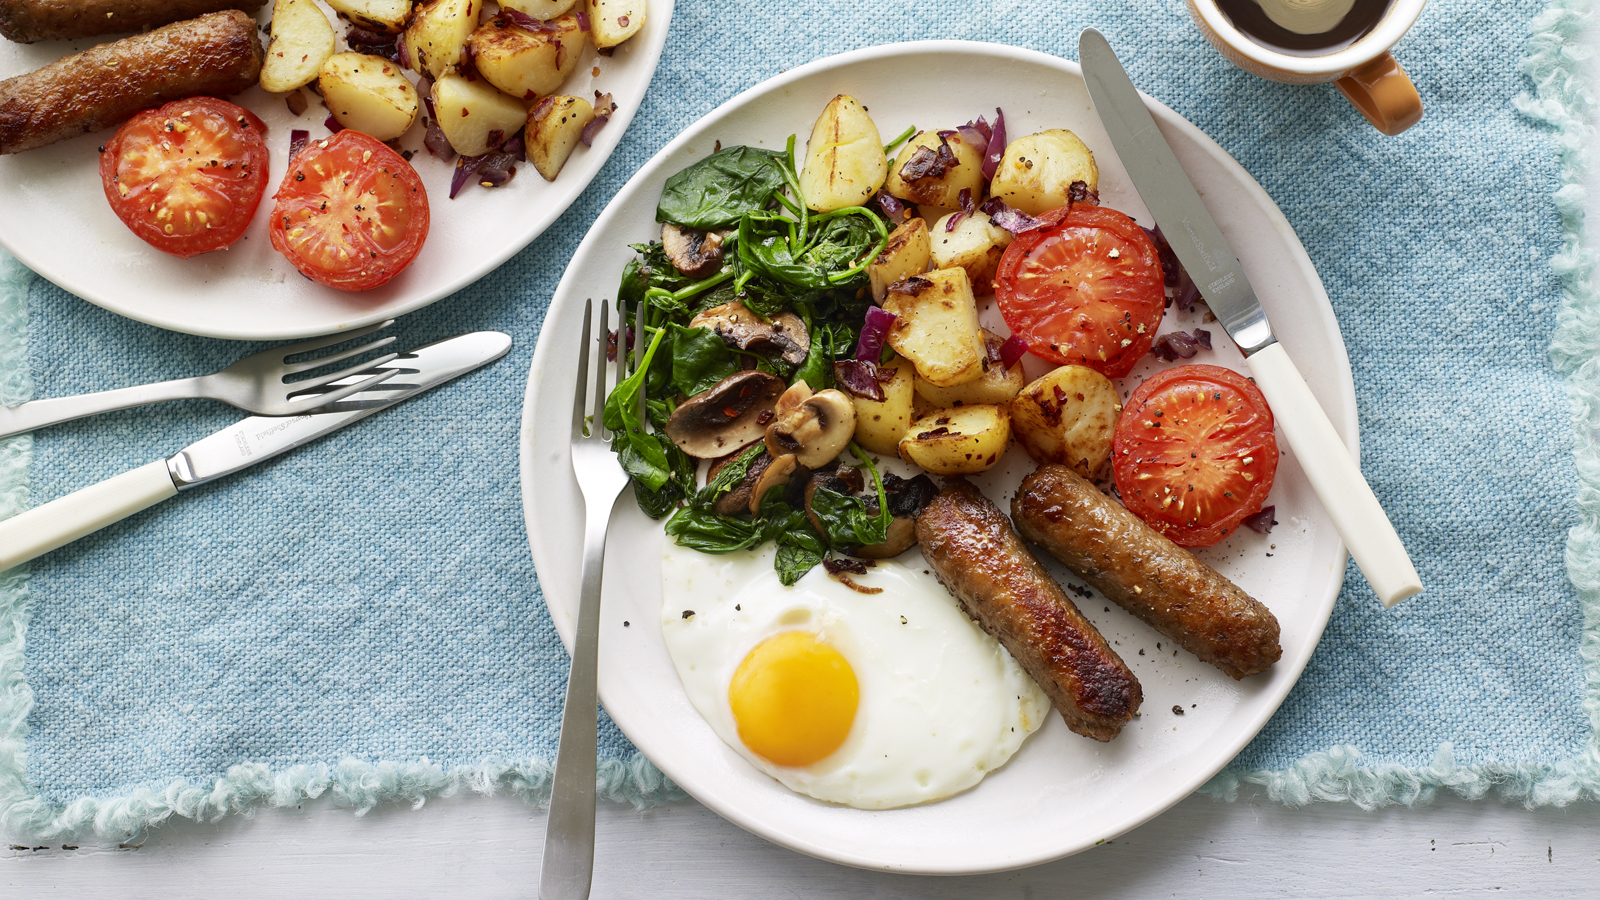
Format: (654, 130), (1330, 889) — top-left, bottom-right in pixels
(1247, 342), (1422, 607)
(0, 460), (178, 572)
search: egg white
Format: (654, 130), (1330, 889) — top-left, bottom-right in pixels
(660, 541), (1050, 809)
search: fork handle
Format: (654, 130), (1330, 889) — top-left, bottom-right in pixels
(0, 459), (179, 572)
(0, 377), (208, 439)
(538, 495), (615, 900)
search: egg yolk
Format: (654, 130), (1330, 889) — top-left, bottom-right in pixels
(728, 631), (859, 768)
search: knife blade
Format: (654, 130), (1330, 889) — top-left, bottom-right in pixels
(1078, 28), (1421, 606)
(0, 330), (512, 572)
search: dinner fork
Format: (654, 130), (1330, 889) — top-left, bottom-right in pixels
(0, 320), (402, 439)
(540, 298), (629, 900)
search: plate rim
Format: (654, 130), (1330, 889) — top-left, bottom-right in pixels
(520, 38), (1354, 874)
(0, 0), (675, 341)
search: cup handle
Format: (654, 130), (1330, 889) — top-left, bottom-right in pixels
(1334, 52), (1423, 136)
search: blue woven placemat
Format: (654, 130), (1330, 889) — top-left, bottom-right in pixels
(1, 0), (1596, 840)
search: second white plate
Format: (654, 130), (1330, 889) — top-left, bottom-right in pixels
(0, 0), (672, 340)
(521, 40), (1353, 874)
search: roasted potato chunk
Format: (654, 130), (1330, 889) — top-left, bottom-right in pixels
(527, 94), (597, 179)
(500, 0), (580, 18)
(989, 129), (1099, 216)
(867, 217), (930, 303)
(849, 356), (915, 456)
(469, 13), (587, 101)
(432, 73), (527, 156)
(799, 94), (888, 213)
(261, 0), (337, 94)
(883, 130), (986, 209)
(319, 52), (419, 141)
(881, 268), (987, 388)
(325, 0), (412, 34)
(898, 405), (1011, 475)
(914, 331), (1024, 407)
(586, 0), (644, 49)
(929, 211), (1013, 293)
(406, 0), (478, 79)
(1010, 365), (1121, 480)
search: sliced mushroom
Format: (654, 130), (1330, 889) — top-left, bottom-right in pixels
(665, 371), (786, 459)
(689, 301), (811, 367)
(852, 517), (918, 559)
(774, 380), (813, 417)
(706, 440), (760, 486)
(747, 454), (799, 515)
(800, 464), (864, 534)
(765, 388), (857, 469)
(712, 450), (771, 517)
(661, 223), (729, 279)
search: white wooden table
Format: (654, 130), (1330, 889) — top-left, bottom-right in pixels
(7, 22), (1599, 900)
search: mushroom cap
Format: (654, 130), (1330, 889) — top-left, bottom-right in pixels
(661, 223), (729, 279)
(665, 371), (786, 459)
(851, 516), (918, 559)
(689, 301), (811, 367)
(747, 454), (799, 516)
(765, 388), (857, 469)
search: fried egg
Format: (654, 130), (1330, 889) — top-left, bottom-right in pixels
(660, 542), (1049, 809)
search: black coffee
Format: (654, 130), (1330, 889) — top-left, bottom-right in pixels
(1213, 0), (1394, 57)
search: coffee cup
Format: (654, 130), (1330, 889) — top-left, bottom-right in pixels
(1185, 0), (1426, 135)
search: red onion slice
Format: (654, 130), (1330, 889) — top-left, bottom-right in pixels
(899, 139), (956, 181)
(1141, 225), (1180, 287)
(1149, 330), (1213, 362)
(982, 108), (1006, 180)
(575, 7), (591, 30)
(833, 360), (886, 402)
(323, 114), (344, 134)
(289, 129), (309, 158)
(499, 8), (560, 30)
(1175, 272), (1202, 312)
(997, 334), (1028, 368)
(1243, 506), (1277, 534)
(978, 197), (1046, 235)
(396, 32), (411, 69)
(450, 154), (486, 198)
(944, 188), (977, 232)
(855, 305), (897, 363)
(580, 92), (615, 146)
(872, 191), (909, 225)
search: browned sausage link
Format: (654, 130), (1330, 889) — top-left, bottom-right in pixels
(0, 0), (264, 44)
(0, 10), (263, 154)
(1012, 464), (1282, 680)
(915, 478), (1142, 742)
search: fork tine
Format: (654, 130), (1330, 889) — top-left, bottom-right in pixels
(614, 297), (626, 430)
(277, 319), (395, 358)
(573, 298), (593, 438)
(286, 351), (400, 393)
(281, 366), (400, 411)
(280, 335), (398, 375)
(594, 304), (610, 440)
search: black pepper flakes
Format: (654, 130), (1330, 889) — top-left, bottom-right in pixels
(1172, 705), (1185, 716)
(681, 610), (694, 619)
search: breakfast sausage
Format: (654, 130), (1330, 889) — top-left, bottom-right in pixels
(0, 0), (264, 44)
(915, 478), (1142, 742)
(1012, 464), (1281, 680)
(0, 10), (263, 154)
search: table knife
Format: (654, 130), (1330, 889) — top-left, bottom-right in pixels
(1078, 28), (1421, 607)
(0, 330), (512, 572)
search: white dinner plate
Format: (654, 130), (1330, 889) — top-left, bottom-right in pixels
(520, 40), (1354, 874)
(0, 0), (672, 340)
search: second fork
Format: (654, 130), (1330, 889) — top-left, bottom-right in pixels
(0, 320), (401, 439)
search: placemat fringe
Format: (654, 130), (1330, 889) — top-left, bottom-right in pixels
(1, 754), (682, 842)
